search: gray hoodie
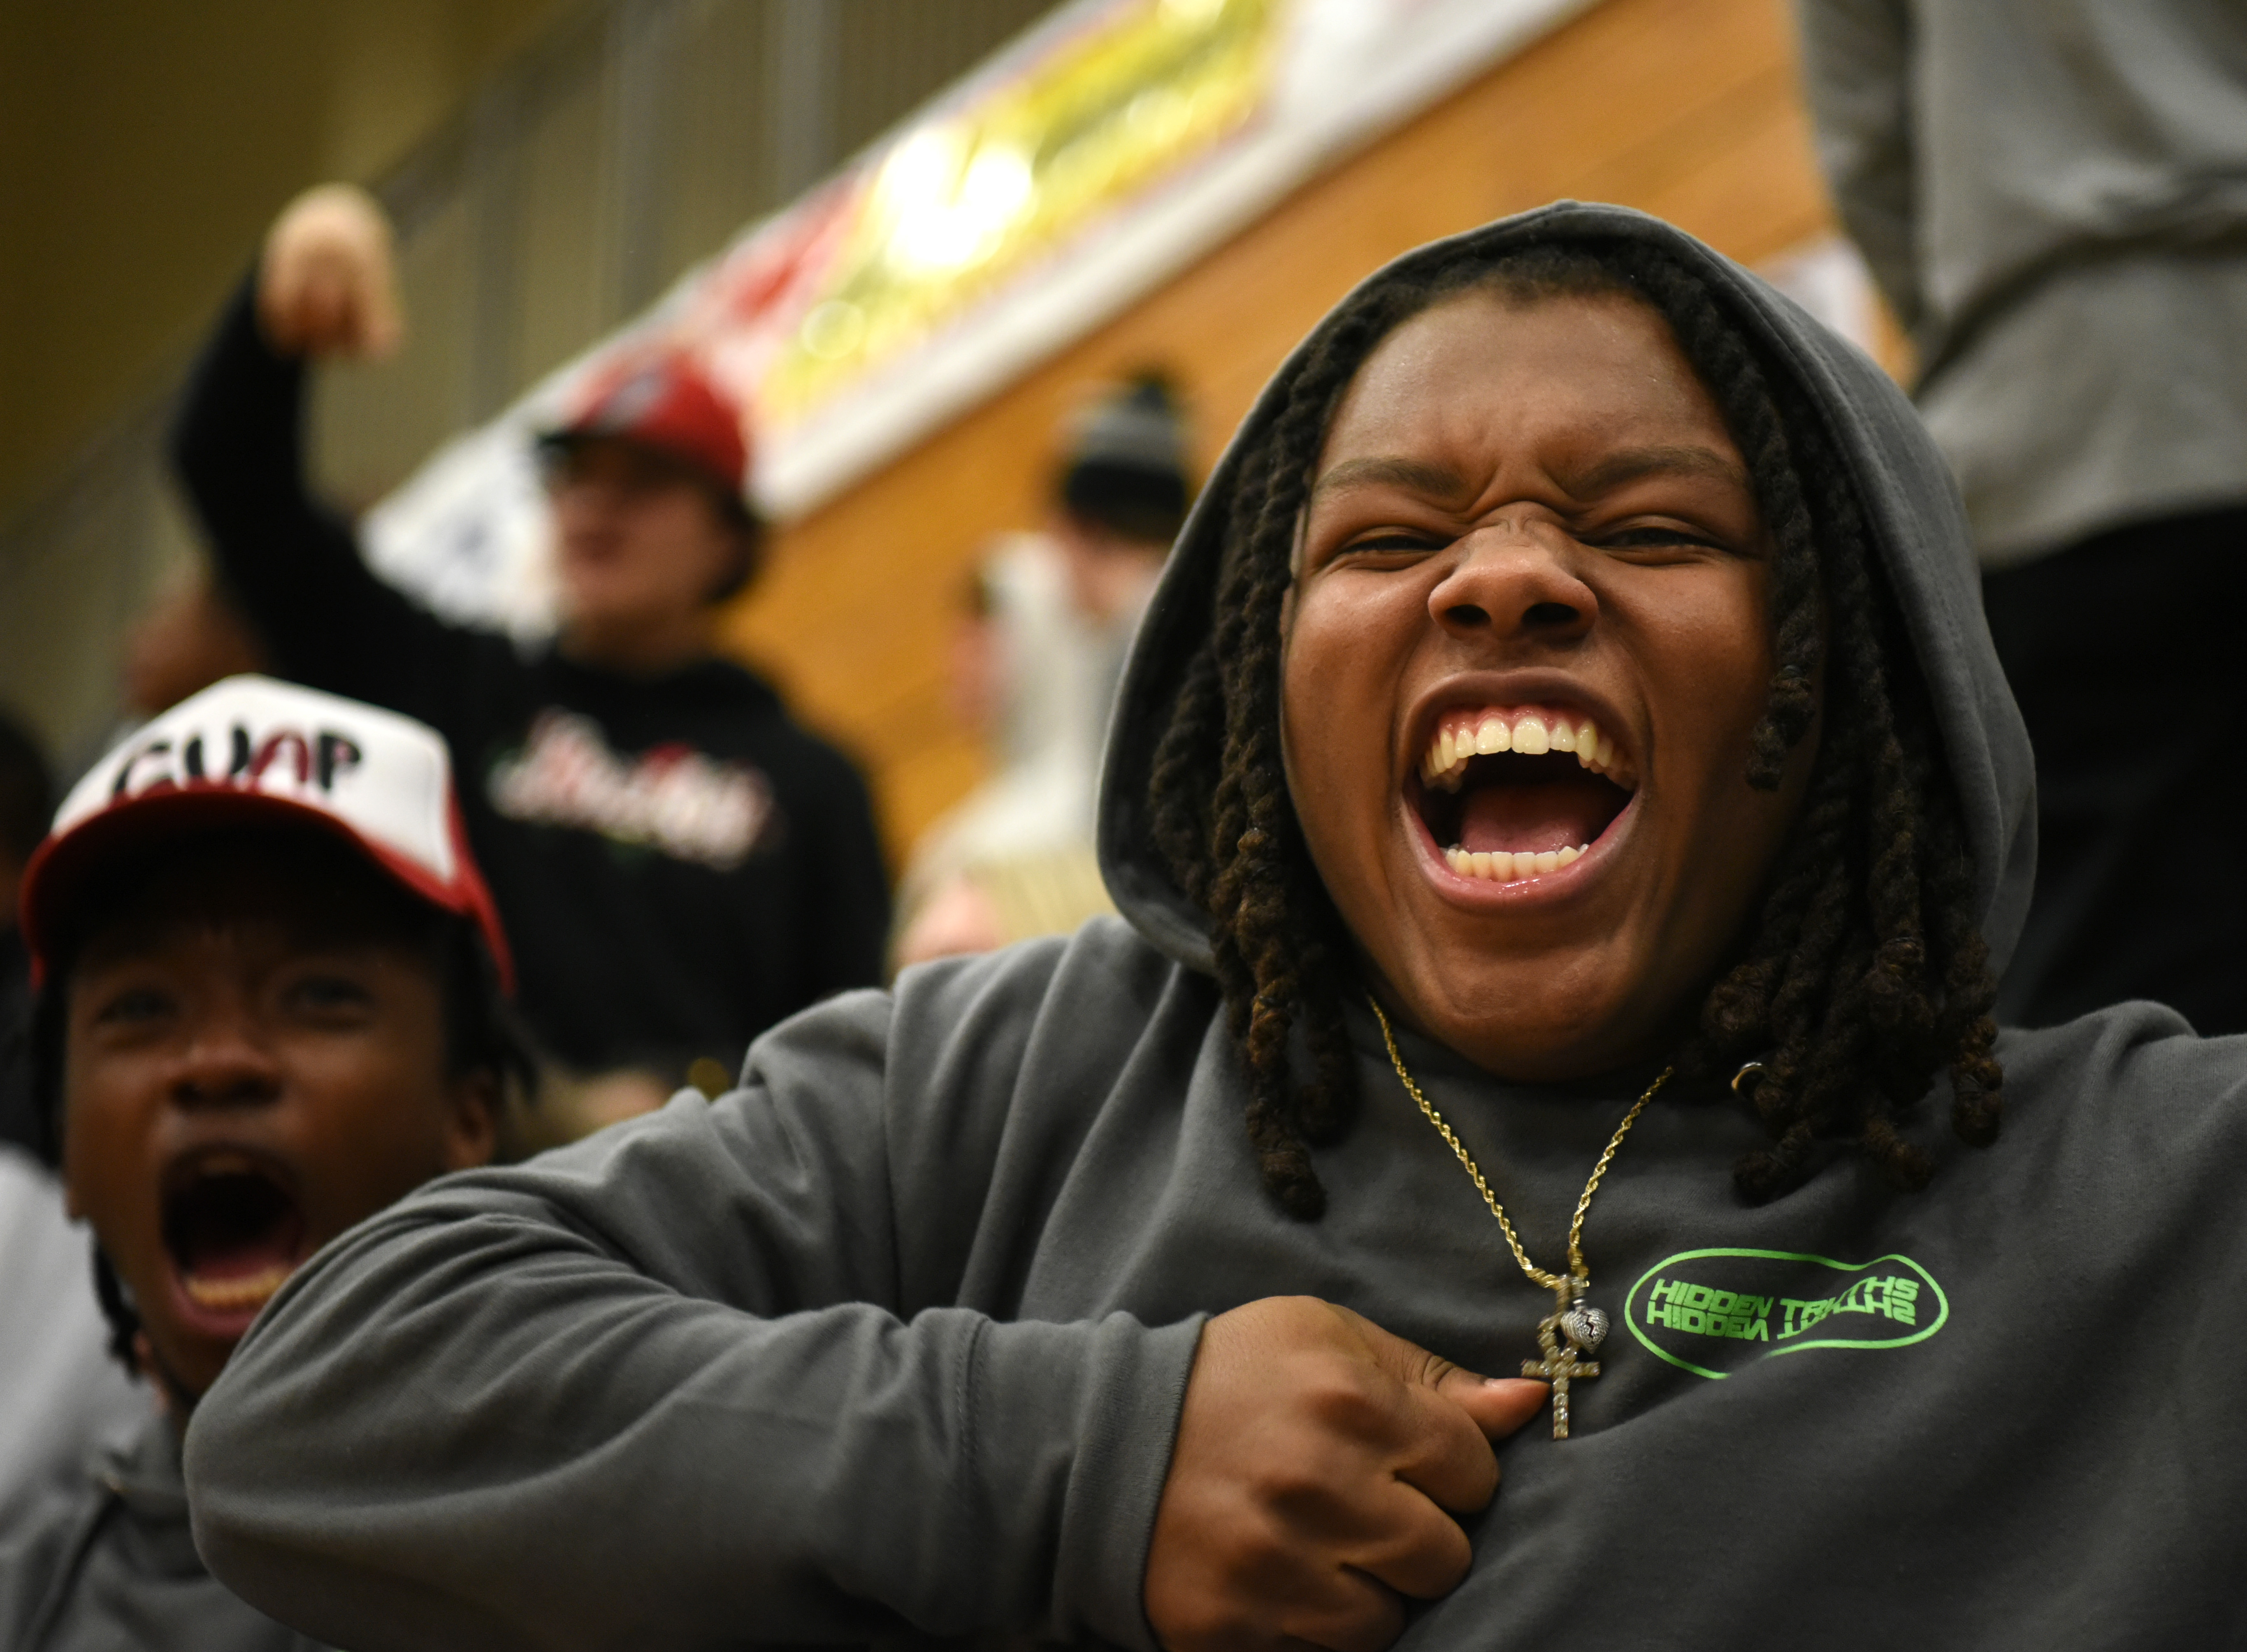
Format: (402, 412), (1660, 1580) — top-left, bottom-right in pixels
(188, 205), (2247, 1650)
(0, 1411), (330, 1652)
(1797, 0), (2247, 563)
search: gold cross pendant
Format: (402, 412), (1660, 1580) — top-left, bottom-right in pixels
(1521, 1278), (1605, 1439)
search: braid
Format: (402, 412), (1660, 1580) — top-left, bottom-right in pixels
(1612, 252), (1825, 789)
(1181, 287), (1423, 1214)
(1146, 237), (2003, 1214)
(1686, 361), (1999, 1196)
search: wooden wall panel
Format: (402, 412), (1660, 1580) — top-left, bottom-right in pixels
(723, 0), (1834, 865)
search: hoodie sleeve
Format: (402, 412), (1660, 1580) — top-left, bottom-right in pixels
(183, 970), (1200, 1652)
(169, 275), (499, 729)
(1793, 0), (1924, 335)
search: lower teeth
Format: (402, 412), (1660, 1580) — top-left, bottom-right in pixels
(183, 1262), (292, 1311)
(1445, 843), (1587, 881)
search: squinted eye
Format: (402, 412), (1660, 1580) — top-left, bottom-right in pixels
(94, 986), (173, 1026)
(1592, 524), (1725, 551)
(289, 974), (374, 1014)
(1344, 530), (1447, 557)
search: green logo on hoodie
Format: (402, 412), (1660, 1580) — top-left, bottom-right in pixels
(1625, 1248), (1948, 1380)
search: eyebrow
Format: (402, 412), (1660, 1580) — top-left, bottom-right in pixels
(1308, 444), (1748, 504)
(1309, 456), (1471, 502)
(1555, 443), (1749, 496)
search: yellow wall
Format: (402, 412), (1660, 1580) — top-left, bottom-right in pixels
(727, 0), (1841, 867)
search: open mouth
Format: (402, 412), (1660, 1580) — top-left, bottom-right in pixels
(160, 1151), (307, 1319)
(1411, 706), (1637, 882)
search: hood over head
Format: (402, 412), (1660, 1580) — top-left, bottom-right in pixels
(1098, 202), (2035, 981)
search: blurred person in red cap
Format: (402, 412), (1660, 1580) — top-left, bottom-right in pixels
(169, 185), (889, 1122)
(0, 673), (528, 1650)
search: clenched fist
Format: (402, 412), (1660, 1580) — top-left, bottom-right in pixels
(1145, 1297), (1547, 1652)
(258, 183), (403, 362)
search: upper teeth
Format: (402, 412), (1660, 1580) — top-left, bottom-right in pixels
(1419, 708), (1631, 792)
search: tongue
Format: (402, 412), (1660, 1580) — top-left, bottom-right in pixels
(1458, 780), (1612, 855)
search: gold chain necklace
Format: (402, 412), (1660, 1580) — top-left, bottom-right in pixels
(1370, 998), (1671, 1439)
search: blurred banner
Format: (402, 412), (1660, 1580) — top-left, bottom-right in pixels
(367, 0), (1594, 634)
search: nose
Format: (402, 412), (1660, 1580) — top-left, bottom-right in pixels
(1428, 519), (1597, 645)
(168, 1011), (283, 1111)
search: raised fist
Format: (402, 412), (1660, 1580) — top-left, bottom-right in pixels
(1144, 1297), (1547, 1652)
(257, 183), (403, 362)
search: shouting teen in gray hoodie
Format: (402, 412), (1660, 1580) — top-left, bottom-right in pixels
(186, 205), (2247, 1650)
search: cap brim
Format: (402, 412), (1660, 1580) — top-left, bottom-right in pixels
(20, 786), (499, 989)
(531, 427), (742, 504)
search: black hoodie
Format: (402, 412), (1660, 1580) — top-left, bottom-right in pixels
(186, 206), (2247, 1650)
(170, 283), (890, 1078)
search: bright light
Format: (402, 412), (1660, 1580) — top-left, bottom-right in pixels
(961, 144), (1032, 223)
(888, 139), (1035, 274)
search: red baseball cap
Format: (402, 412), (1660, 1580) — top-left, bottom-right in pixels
(539, 348), (753, 501)
(20, 675), (513, 991)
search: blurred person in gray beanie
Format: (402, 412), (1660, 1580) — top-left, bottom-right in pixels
(1055, 371), (1194, 632)
(894, 374), (1193, 967)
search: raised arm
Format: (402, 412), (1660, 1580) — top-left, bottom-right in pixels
(168, 185), (480, 724)
(1794, 0), (1924, 335)
(183, 976), (1198, 1652)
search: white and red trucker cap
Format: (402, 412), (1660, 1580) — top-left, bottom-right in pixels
(19, 675), (513, 991)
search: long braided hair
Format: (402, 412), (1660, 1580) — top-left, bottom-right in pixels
(1148, 240), (2003, 1218)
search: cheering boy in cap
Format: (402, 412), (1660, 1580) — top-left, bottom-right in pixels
(0, 675), (527, 1651)
(172, 184), (889, 1113)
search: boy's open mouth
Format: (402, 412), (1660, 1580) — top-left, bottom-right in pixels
(1411, 707), (1637, 882)
(161, 1150), (307, 1318)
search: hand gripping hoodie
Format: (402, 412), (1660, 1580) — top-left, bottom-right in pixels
(186, 205), (2247, 1650)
